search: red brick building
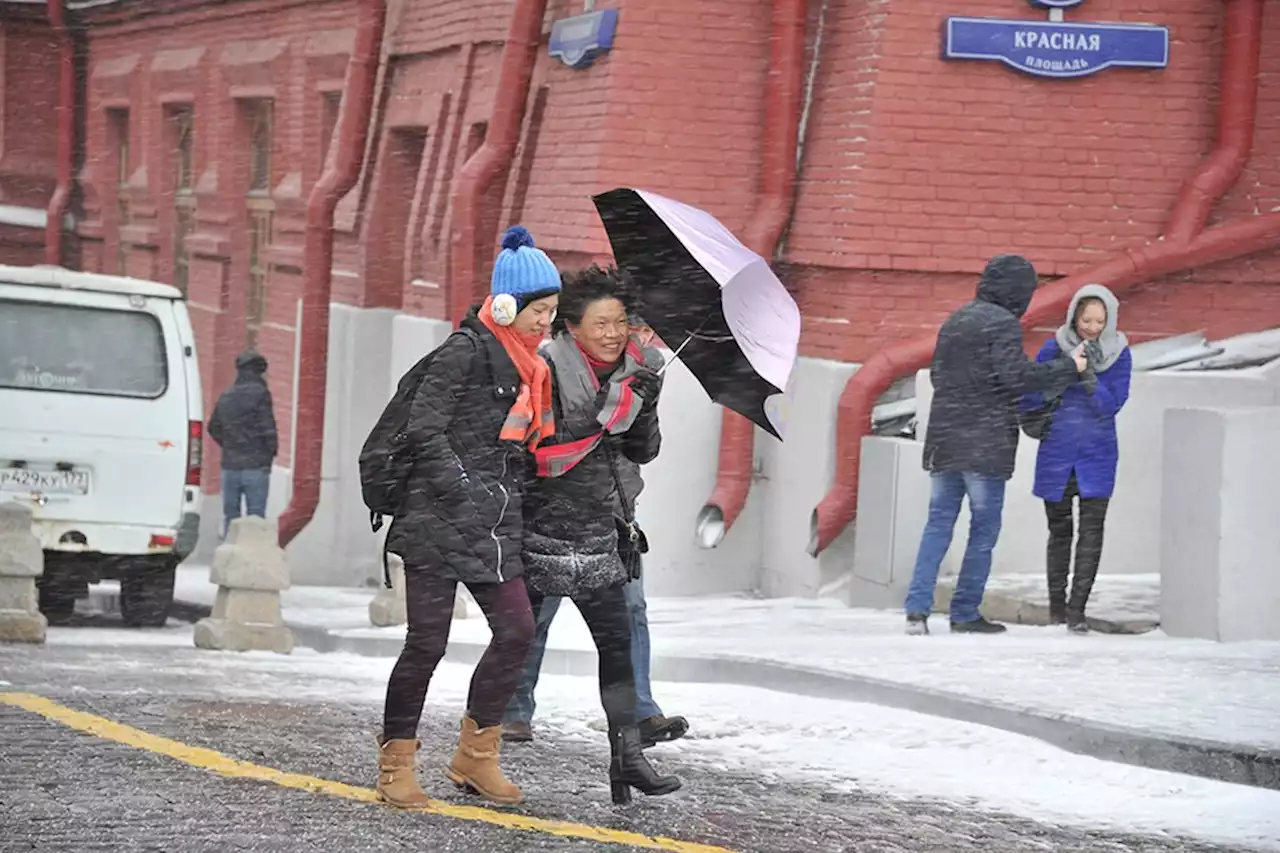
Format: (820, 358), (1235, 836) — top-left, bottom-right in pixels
(2, 0), (1277, 584)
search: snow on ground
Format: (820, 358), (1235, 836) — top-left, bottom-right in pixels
(171, 567), (1280, 750)
(35, 625), (1280, 851)
(352, 593), (1280, 752)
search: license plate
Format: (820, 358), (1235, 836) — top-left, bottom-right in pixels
(0, 467), (91, 496)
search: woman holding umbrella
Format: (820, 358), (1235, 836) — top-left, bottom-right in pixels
(523, 263), (683, 804)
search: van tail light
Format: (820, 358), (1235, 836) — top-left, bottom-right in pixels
(149, 534), (176, 550)
(186, 420), (203, 487)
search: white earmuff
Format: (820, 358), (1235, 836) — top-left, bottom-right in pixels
(491, 293), (518, 327)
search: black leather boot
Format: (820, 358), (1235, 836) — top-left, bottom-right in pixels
(609, 726), (681, 805)
(1044, 497), (1073, 624)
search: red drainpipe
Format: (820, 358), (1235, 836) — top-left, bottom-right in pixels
(808, 0), (1264, 557)
(696, 0), (809, 548)
(447, 0), (548, 326)
(277, 0), (388, 547)
(44, 0), (74, 266)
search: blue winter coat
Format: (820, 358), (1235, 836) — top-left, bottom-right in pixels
(1020, 338), (1132, 502)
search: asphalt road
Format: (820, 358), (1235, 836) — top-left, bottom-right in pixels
(0, 618), (1255, 853)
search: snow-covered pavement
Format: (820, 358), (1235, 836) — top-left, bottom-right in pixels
(171, 568), (1280, 754)
(26, 621), (1280, 851)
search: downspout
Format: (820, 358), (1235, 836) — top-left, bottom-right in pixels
(277, 0), (388, 547)
(44, 0), (74, 266)
(446, 0), (548, 326)
(808, 0), (1264, 557)
(695, 0), (811, 548)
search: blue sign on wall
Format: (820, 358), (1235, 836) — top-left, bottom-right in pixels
(549, 9), (619, 70)
(943, 17), (1169, 79)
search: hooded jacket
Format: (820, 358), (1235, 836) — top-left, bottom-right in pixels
(922, 255), (1080, 480)
(386, 309), (529, 585)
(1021, 284), (1132, 501)
(208, 351), (278, 470)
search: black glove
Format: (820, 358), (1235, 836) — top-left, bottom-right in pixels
(629, 367), (662, 408)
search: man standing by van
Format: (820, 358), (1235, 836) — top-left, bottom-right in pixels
(208, 350), (278, 537)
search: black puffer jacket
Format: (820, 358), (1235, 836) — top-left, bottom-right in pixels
(208, 351), (278, 470)
(522, 349), (662, 597)
(387, 311), (528, 584)
(923, 255), (1079, 480)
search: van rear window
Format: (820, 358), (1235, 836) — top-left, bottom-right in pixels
(0, 298), (168, 398)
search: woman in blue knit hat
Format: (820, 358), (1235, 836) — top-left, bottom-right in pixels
(377, 226), (561, 809)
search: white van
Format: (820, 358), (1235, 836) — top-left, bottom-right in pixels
(0, 264), (202, 626)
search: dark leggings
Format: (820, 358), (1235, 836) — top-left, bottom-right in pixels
(382, 567), (535, 740)
(1044, 471), (1110, 616)
(529, 583), (637, 729)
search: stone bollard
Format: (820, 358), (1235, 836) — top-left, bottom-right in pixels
(369, 552), (407, 627)
(0, 502), (46, 643)
(194, 517), (293, 654)
(368, 551), (473, 626)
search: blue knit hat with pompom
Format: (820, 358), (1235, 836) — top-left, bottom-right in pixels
(490, 226), (561, 312)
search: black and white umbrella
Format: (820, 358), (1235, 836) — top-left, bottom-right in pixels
(592, 188), (801, 439)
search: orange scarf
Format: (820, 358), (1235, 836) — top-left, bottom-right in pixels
(479, 296), (555, 450)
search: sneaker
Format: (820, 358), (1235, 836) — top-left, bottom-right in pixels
(1067, 617), (1090, 634)
(950, 617), (1007, 634)
(638, 714), (688, 748)
(905, 613), (930, 635)
(500, 721), (533, 743)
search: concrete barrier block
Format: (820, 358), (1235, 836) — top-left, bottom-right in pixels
(195, 516), (293, 654)
(0, 502), (42, 579)
(210, 517), (291, 592)
(0, 502), (45, 644)
(454, 584), (474, 620)
(193, 616), (294, 654)
(1161, 407), (1280, 642)
(369, 553), (407, 627)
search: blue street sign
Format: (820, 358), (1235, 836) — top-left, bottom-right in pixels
(943, 17), (1169, 79)
(549, 8), (619, 70)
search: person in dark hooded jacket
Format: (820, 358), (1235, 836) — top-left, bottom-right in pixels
(208, 350), (278, 537)
(903, 254), (1086, 636)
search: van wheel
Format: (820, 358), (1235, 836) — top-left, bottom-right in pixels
(120, 560), (177, 628)
(37, 582), (78, 626)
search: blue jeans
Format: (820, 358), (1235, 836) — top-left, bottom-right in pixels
(221, 467), (270, 537)
(503, 576), (663, 725)
(503, 595), (562, 725)
(904, 471), (1006, 623)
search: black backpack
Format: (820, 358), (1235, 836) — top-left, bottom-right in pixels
(359, 327), (479, 578)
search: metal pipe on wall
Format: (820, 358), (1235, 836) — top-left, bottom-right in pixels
(277, 0), (389, 547)
(696, 0), (810, 549)
(44, 0), (74, 267)
(446, 0), (549, 326)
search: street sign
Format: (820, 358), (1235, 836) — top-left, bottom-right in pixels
(943, 16), (1169, 79)
(549, 8), (618, 70)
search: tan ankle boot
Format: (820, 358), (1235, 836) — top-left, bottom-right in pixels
(376, 736), (433, 808)
(445, 715), (523, 805)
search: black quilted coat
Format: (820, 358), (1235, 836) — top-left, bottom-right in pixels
(386, 311), (529, 584)
(521, 349), (662, 597)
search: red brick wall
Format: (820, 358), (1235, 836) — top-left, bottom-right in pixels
(389, 0), (1278, 359)
(0, 15), (59, 265)
(78, 0), (359, 477)
(784, 0), (1280, 361)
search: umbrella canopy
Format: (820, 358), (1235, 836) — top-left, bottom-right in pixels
(592, 188), (801, 439)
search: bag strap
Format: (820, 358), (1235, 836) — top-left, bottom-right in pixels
(606, 442), (638, 537)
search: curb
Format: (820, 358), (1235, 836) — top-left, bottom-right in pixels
(167, 596), (1274, 793)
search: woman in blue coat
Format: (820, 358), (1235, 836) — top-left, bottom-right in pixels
(1021, 284), (1132, 633)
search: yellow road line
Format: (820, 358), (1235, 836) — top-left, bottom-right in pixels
(0, 691), (737, 853)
